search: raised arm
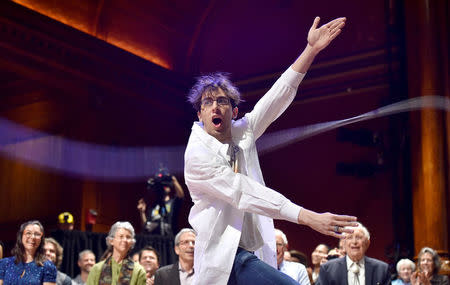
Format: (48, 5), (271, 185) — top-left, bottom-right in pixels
(292, 17), (346, 73)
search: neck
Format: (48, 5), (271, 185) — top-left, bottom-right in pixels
(112, 251), (127, 264)
(179, 259), (193, 273)
(81, 271), (90, 282)
(23, 250), (35, 262)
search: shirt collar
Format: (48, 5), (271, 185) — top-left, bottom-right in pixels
(346, 255), (365, 270)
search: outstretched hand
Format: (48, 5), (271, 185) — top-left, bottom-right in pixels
(298, 208), (357, 238)
(307, 17), (346, 53)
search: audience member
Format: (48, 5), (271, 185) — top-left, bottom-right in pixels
(57, 212), (74, 231)
(137, 172), (184, 236)
(307, 244), (329, 284)
(0, 241), (4, 259)
(139, 246), (160, 285)
(275, 229), (310, 284)
(316, 222), (390, 285)
(154, 228), (196, 285)
(337, 238), (346, 257)
(392, 258), (415, 285)
(0, 220), (57, 284)
(73, 250), (95, 285)
(132, 252), (140, 263)
(411, 247), (449, 285)
(290, 250), (309, 267)
(86, 221), (146, 285)
(44, 238), (72, 285)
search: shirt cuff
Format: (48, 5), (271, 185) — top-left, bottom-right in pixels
(280, 201), (302, 224)
(280, 67), (306, 89)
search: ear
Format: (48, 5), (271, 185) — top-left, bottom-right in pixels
(232, 107), (238, 119)
(197, 111), (202, 123)
(174, 245), (180, 256)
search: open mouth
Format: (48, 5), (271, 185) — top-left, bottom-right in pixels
(212, 117), (222, 127)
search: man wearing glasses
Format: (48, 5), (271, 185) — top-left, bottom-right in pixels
(154, 228), (196, 285)
(184, 16), (357, 285)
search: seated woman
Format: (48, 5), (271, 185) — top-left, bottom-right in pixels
(87, 221), (146, 285)
(392, 258), (415, 285)
(0, 220), (57, 285)
(411, 247), (449, 285)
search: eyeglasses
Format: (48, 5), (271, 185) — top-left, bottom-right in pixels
(24, 232), (43, 238)
(178, 240), (195, 247)
(201, 96), (231, 107)
(115, 235), (133, 241)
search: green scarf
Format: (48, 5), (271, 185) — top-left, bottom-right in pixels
(98, 256), (134, 285)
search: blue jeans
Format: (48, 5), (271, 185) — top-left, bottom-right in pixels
(227, 248), (298, 285)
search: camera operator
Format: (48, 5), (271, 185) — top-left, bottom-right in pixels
(137, 170), (184, 236)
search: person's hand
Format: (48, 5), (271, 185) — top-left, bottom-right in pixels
(411, 271), (431, 285)
(137, 198), (147, 213)
(307, 17), (346, 53)
(298, 208), (357, 238)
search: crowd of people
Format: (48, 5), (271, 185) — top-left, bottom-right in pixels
(0, 220), (448, 285)
(1, 13), (449, 285)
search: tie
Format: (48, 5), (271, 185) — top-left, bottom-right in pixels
(350, 262), (360, 285)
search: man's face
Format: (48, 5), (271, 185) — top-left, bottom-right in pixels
(311, 244), (329, 265)
(78, 253), (95, 273)
(139, 250), (159, 275)
(275, 233), (286, 266)
(197, 89), (238, 143)
(344, 228), (370, 262)
(174, 232), (195, 264)
(398, 264), (413, 282)
(44, 242), (57, 264)
(419, 252), (434, 274)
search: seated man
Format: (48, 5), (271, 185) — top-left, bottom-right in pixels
(73, 249), (96, 285)
(139, 246), (160, 285)
(154, 228), (195, 285)
(275, 229), (310, 284)
(316, 222), (390, 285)
(43, 238), (72, 285)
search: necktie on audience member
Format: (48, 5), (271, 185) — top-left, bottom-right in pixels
(350, 262), (360, 285)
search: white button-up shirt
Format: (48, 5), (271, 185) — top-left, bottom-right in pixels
(279, 260), (311, 285)
(184, 67), (305, 285)
(347, 255), (366, 285)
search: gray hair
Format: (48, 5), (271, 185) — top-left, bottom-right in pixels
(106, 221), (136, 250)
(418, 247), (441, 275)
(187, 72), (241, 111)
(344, 222), (371, 240)
(396, 258), (415, 273)
(174, 228), (196, 245)
(78, 249), (95, 261)
(274, 229), (288, 245)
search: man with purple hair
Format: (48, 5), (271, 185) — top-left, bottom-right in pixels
(184, 16), (357, 285)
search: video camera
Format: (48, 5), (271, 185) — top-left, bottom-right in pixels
(147, 167), (173, 189)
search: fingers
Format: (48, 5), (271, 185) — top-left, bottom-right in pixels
(311, 16), (321, 30)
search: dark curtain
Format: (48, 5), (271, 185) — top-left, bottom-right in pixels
(51, 230), (176, 278)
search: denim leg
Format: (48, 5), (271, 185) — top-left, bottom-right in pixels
(228, 248), (298, 285)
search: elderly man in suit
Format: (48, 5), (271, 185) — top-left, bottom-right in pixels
(316, 222), (390, 285)
(154, 228), (196, 285)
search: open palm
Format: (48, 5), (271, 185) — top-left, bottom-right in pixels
(308, 17), (346, 52)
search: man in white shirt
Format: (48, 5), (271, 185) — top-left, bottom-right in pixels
(184, 16), (357, 285)
(315, 222), (390, 285)
(275, 229), (310, 284)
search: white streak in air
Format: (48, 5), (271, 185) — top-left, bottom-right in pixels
(0, 96), (448, 181)
(256, 96), (450, 154)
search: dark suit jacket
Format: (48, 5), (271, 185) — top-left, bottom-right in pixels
(154, 262), (181, 285)
(315, 256), (390, 285)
